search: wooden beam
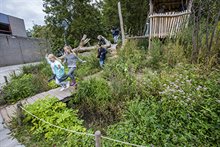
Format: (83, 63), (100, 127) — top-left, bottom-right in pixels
(126, 35), (149, 39)
(149, 11), (191, 18)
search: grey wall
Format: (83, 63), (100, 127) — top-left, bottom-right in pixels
(9, 16), (27, 37)
(0, 34), (49, 67)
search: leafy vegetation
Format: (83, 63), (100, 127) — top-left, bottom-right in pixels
(10, 36), (220, 146)
(75, 52), (102, 80)
(0, 62), (56, 105)
(104, 64), (220, 146)
(70, 78), (122, 129)
(11, 97), (94, 146)
(8, 0), (220, 146)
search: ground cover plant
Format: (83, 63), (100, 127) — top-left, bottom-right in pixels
(103, 64), (220, 146)
(11, 97), (94, 147)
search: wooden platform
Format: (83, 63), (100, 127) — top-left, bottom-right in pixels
(0, 87), (75, 125)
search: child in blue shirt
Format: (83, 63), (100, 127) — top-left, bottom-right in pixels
(46, 54), (69, 91)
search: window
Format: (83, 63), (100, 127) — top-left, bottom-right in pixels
(0, 13), (12, 35)
(0, 23), (11, 34)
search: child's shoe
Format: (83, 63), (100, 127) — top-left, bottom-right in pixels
(60, 87), (65, 91)
(66, 81), (70, 89)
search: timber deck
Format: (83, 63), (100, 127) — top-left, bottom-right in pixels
(0, 87), (75, 125)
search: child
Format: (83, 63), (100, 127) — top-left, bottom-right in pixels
(46, 54), (70, 91)
(97, 44), (107, 68)
(111, 27), (120, 44)
(97, 35), (111, 48)
(59, 46), (86, 86)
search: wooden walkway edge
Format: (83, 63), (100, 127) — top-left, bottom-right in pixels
(0, 87), (75, 125)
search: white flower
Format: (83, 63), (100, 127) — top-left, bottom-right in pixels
(178, 89), (184, 93)
(175, 85), (179, 89)
(186, 79), (192, 83)
(196, 85), (202, 91)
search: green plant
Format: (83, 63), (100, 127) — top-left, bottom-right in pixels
(14, 97), (94, 146)
(75, 52), (101, 79)
(104, 64), (220, 146)
(163, 41), (187, 67)
(0, 61), (57, 105)
(147, 40), (163, 69)
(1, 74), (38, 103)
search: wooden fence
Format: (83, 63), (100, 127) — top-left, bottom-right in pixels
(149, 10), (191, 38)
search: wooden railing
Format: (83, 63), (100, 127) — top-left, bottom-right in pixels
(149, 10), (191, 38)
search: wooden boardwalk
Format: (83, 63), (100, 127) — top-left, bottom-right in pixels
(0, 87), (75, 125)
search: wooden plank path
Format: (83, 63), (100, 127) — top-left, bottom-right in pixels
(0, 87), (75, 125)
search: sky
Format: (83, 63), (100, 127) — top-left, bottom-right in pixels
(0, 0), (46, 30)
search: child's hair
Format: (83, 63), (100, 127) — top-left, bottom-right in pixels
(48, 54), (61, 62)
(64, 45), (76, 55)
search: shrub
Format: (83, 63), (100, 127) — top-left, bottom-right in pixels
(104, 64), (220, 146)
(163, 41), (187, 67)
(70, 78), (121, 128)
(75, 52), (101, 79)
(0, 62), (56, 105)
(147, 40), (163, 69)
(13, 97), (94, 146)
(1, 74), (38, 103)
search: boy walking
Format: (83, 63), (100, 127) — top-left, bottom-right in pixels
(97, 44), (107, 68)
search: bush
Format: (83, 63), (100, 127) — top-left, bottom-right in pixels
(104, 64), (220, 146)
(12, 97), (94, 146)
(70, 78), (122, 128)
(1, 74), (38, 103)
(147, 40), (163, 69)
(75, 52), (101, 79)
(0, 62), (55, 105)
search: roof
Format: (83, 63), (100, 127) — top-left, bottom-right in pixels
(152, 0), (189, 12)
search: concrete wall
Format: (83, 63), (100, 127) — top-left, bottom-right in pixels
(0, 34), (49, 67)
(8, 16), (27, 37)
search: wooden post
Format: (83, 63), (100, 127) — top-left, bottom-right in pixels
(95, 130), (101, 147)
(187, 0), (193, 12)
(17, 102), (23, 126)
(148, 0), (153, 50)
(118, 2), (125, 47)
(3, 76), (8, 85)
(13, 70), (16, 77)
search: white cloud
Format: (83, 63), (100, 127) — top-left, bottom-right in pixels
(0, 0), (46, 29)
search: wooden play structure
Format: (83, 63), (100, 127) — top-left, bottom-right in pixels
(148, 0), (193, 38)
(118, 0), (193, 47)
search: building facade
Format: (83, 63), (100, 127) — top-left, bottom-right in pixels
(0, 13), (49, 67)
(0, 13), (27, 37)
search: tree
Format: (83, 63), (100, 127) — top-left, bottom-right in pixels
(102, 0), (149, 36)
(43, 0), (104, 51)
